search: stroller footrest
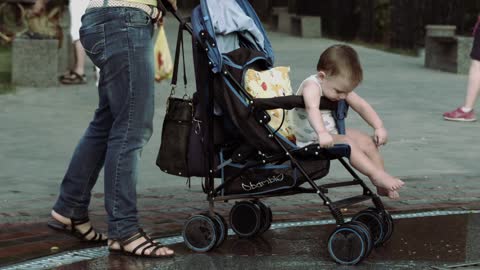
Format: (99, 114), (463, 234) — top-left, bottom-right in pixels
(330, 195), (371, 209)
(319, 180), (361, 190)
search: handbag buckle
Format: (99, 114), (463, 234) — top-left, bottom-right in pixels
(169, 84), (177, 96)
(193, 117), (202, 134)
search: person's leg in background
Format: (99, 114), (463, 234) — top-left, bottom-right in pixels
(60, 0), (89, 85)
(443, 16), (480, 122)
(462, 59), (480, 112)
(71, 40), (86, 78)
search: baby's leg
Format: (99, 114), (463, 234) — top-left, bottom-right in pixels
(346, 129), (400, 199)
(346, 128), (384, 167)
(332, 134), (404, 192)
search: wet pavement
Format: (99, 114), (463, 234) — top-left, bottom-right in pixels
(1, 177), (480, 268)
(2, 211), (480, 269)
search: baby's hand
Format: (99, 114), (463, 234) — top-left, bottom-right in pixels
(318, 131), (334, 148)
(374, 127), (388, 146)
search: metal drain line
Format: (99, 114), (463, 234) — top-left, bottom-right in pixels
(431, 261), (480, 269)
(2, 209), (479, 270)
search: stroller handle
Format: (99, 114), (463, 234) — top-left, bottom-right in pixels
(252, 96), (339, 111)
(159, 0), (193, 35)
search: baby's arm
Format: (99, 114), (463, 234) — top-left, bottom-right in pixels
(302, 82), (334, 148)
(346, 92), (388, 146)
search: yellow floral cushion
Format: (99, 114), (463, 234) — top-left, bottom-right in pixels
(244, 66), (296, 143)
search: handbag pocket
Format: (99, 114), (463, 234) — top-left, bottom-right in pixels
(156, 97), (192, 176)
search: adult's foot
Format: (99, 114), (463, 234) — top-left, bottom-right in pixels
(49, 210), (107, 242)
(108, 229), (174, 257)
(443, 107), (476, 122)
(59, 70), (86, 85)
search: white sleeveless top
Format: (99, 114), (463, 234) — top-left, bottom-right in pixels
(290, 75), (338, 147)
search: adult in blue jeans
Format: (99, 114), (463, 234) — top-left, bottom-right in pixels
(48, 0), (177, 258)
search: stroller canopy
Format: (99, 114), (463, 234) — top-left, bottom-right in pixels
(191, 0), (275, 73)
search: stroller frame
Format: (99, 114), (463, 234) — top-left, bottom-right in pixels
(163, 0), (394, 265)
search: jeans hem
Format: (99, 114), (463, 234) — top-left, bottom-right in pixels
(52, 201), (89, 220)
(109, 223), (140, 240)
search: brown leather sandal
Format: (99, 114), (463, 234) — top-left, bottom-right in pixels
(47, 216), (107, 243)
(59, 71), (87, 85)
(58, 70), (74, 81)
(108, 229), (174, 258)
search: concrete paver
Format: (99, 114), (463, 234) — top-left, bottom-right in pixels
(1, 16), (480, 267)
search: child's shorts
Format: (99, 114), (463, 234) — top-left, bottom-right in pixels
(322, 111), (339, 135)
(294, 111), (338, 148)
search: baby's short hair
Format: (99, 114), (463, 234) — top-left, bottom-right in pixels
(316, 44), (363, 89)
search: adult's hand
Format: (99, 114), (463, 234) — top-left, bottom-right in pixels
(162, 0), (177, 11)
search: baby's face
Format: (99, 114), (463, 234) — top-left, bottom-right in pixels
(320, 75), (353, 101)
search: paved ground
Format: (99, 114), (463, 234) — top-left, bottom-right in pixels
(1, 16), (480, 267)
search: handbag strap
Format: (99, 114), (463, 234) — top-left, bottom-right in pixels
(170, 20), (188, 98)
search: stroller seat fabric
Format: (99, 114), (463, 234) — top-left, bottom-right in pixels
(244, 66), (296, 144)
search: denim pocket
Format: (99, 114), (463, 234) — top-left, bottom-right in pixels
(79, 24), (106, 67)
(127, 9), (152, 27)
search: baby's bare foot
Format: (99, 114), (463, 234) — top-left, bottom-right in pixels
(377, 187), (400, 199)
(370, 171), (404, 191)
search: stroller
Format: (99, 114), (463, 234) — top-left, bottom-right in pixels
(162, 0), (394, 265)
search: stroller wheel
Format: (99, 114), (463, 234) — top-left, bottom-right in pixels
(377, 209), (394, 244)
(202, 211), (228, 247)
(363, 207), (394, 245)
(351, 209), (385, 247)
(254, 201), (272, 234)
(212, 212), (228, 247)
(348, 221), (374, 257)
(328, 224), (367, 265)
(182, 214), (217, 252)
(229, 201), (261, 238)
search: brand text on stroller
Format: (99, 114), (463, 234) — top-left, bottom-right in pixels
(241, 174), (285, 191)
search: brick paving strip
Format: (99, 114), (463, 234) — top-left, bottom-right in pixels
(1, 175), (479, 267)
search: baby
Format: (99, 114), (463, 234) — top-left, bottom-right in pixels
(290, 44), (404, 199)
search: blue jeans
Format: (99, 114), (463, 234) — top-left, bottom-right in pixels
(53, 7), (155, 239)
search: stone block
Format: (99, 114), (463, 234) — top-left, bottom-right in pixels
(425, 36), (456, 73)
(424, 24), (473, 74)
(12, 38), (59, 87)
(57, 7), (72, 75)
(425, 35), (473, 74)
(291, 15), (321, 38)
(272, 7), (292, 33)
(426, 25), (456, 38)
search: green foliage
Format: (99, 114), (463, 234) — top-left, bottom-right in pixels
(0, 44), (13, 94)
(0, 2), (29, 41)
(373, 0), (390, 43)
(0, 44), (11, 79)
(0, 81), (15, 95)
(0, 2), (65, 43)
